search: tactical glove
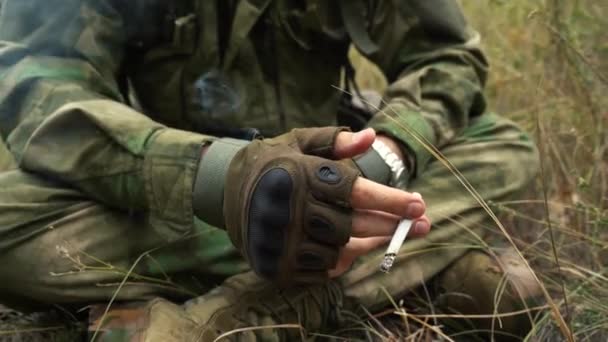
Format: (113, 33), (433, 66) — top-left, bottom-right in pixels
(194, 127), (360, 285)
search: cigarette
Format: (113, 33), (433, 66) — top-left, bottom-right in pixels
(380, 219), (413, 273)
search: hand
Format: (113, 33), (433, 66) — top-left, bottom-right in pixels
(331, 129), (430, 277)
(223, 127), (430, 285)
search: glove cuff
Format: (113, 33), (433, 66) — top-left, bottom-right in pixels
(193, 138), (249, 227)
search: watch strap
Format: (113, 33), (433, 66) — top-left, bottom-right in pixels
(193, 138), (249, 227)
(353, 148), (391, 185)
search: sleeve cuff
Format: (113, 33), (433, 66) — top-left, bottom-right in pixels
(192, 138), (249, 228)
(144, 128), (210, 241)
(367, 103), (436, 177)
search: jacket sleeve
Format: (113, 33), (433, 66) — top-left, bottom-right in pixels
(361, 0), (489, 176)
(0, 0), (214, 239)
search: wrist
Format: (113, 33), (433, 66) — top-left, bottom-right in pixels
(192, 138), (249, 228)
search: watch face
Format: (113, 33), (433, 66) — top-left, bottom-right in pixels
(372, 140), (407, 187)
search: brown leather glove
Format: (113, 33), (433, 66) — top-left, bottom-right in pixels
(223, 127), (360, 285)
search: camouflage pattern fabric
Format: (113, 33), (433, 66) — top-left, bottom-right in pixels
(0, 0), (487, 242)
(0, 304), (83, 341)
(86, 113), (539, 341)
(1, 113), (539, 340)
(0, 0), (539, 340)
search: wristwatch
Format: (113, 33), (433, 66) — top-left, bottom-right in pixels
(371, 140), (406, 187)
(353, 139), (408, 187)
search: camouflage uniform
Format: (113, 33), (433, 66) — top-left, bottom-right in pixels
(0, 0), (539, 340)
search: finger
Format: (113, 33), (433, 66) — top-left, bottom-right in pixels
(353, 210), (432, 238)
(328, 258), (351, 278)
(292, 127), (357, 158)
(343, 236), (392, 256)
(351, 177), (427, 218)
(410, 216), (431, 237)
(328, 236), (391, 278)
(333, 128), (376, 159)
(329, 216), (432, 278)
(351, 210), (400, 238)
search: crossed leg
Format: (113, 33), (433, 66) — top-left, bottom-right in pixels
(0, 113), (539, 340)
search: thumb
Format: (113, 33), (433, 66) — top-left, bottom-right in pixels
(333, 128), (376, 159)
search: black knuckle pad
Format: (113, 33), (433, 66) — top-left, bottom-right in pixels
(306, 204), (351, 246)
(296, 243), (339, 272)
(247, 167), (292, 279)
(297, 251), (327, 271)
(307, 159), (359, 206)
(316, 164), (342, 184)
(308, 216), (337, 244)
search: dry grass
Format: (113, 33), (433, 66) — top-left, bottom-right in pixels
(351, 1), (607, 340)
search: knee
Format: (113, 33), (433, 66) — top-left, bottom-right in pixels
(0, 171), (111, 308)
(436, 250), (541, 340)
(498, 131), (540, 195)
(466, 114), (540, 197)
(0, 227), (91, 310)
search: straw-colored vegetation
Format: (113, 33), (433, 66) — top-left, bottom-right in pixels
(351, 1), (607, 340)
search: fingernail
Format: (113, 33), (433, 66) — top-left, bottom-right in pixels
(414, 221), (430, 235)
(412, 192), (422, 200)
(406, 202), (424, 217)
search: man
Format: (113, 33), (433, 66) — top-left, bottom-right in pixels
(0, 0), (539, 340)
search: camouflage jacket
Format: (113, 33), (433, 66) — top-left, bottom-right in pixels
(0, 0), (488, 239)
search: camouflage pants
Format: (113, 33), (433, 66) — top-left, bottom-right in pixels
(0, 113), (539, 339)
